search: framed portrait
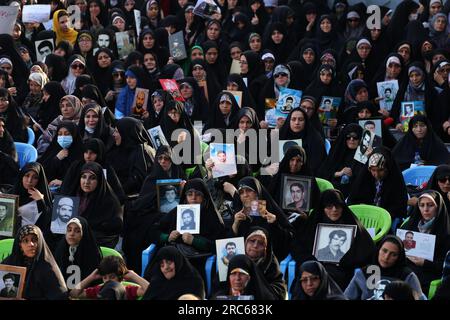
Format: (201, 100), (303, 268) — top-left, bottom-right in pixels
(148, 125), (169, 150)
(278, 139), (302, 162)
(34, 38), (54, 62)
(358, 118), (383, 147)
(131, 88), (149, 116)
(0, 194), (19, 237)
(0, 264), (27, 299)
(156, 179), (182, 214)
(313, 223), (357, 264)
(176, 204), (201, 234)
(210, 143), (237, 178)
(215, 237), (245, 282)
(280, 175), (312, 212)
(353, 129), (374, 164)
(51, 195), (80, 235)
(396, 229), (436, 262)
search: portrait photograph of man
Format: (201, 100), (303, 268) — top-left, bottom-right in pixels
(215, 237), (245, 282)
(313, 224), (356, 263)
(51, 196), (79, 234)
(281, 175), (312, 212)
(0, 195), (18, 237)
(0, 265), (26, 299)
(35, 38), (54, 62)
(158, 184), (180, 213)
(0, 273), (18, 298)
(176, 204), (200, 234)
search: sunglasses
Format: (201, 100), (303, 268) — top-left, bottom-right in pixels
(274, 73), (288, 78)
(438, 177), (450, 183)
(346, 134), (359, 140)
(157, 155), (171, 161)
(71, 64), (85, 69)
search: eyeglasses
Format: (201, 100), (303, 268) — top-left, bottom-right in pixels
(0, 97), (8, 102)
(157, 155), (171, 162)
(71, 64), (85, 69)
(300, 275), (320, 283)
(274, 73), (288, 78)
(438, 177), (450, 183)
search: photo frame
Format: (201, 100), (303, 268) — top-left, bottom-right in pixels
(210, 143), (237, 178)
(215, 237), (245, 282)
(280, 175), (312, 212)
(353, 129), (374, 164)
(176, 204), (201, 234)
(0, 194), (19, 237)
(0, 264), (27, 299)
(51, 195), (80, 235)
(148, 125), (169, 150)
(312, 223), (357, 264)
(264, 98), (277, 128)
(278, 139), (302, 162)
(159, 79), (184, 102)
(35, 38), (54, 62)
(156, 179), (182, 214)
(358, 118), (383, 147)
(131, 88), (149, 116)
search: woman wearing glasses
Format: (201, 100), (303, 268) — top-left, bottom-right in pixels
(61, 55), (87, 95)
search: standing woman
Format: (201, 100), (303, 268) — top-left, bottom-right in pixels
(177, 78), (209, 123)
(203, 92), (240, 132)
(37, 82), (66, 137)
(2, 225), (68, 300)
(142, 90), (173, 130)
(90, 48), (115, 98)
(77, 103), (115, 151)
(61, 55), (87, 95)
(0, 88), (28, 142)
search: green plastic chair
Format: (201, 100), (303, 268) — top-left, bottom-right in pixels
(428, 279), (442, 299)
(0, 238), (14, 261)
(100, 246), (123, 259)
(349, 204), (392, 243)
(315, 178), (334, 193)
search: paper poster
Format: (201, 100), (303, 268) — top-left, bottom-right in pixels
(159, 79), (184, 102)
(353, 130), (375, 164)
(0, 6), (19, 35)
(318, 96), (341, 125)
(168, 31), (187, 61)
(115, 30), (136, 59)
(35, 38), (54, 62)
(358, 118), (383, 147)
(210, 143), (237, 178)
(396, 229), (436, 262)
(230, 59), (241, 74)
(275, 88), (302, 120)
(148, 125), (169, 150)
(131, 87), (149, 116)
(193, 0), (220, 19)
(400, 101), (425, 132)
(50, 196), (80, 235)
(278, 139), (302, 162)
(377, 80), (399, 111)
(134, 9), (141, 38)
(216, 237), (245, 282)
(264, 98), (277, 128)
(224, 90), (242, 108)
(22, 4), (51, 23)
(176, 204), (201, 234)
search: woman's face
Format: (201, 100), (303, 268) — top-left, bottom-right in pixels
(144, 53), (157, 71)
(271, 30), (283, 44)
(186, 190), (204, 204)
(126, 76), (137, 89)
(245, 235), (266, 260)
(180, 84), (193, 99)
(239, 55), (248, 74)
(239, 187), (257, 203)
(205, 48), (219, 64)
(357, 108), (371, 119)
(430, 2), (443, 16)
(397, 46), (411, 63)
(345, 133), (360, 149)
(320, 18), (332, 33)
(206, 23), (220, 40)
(290, 110), (305, 133)
(419, 196), (437, 221)
(230, 46), (242, 61)
(412, 121), (427, 139)
(79, 36), (93, 53)
(433, 16), (447, 32)
(300, 271), (321, 297)
(274, 72), (289, 87)
(409, 71), (423, 87)
(12, 24), (21, 40)
(192, 66), (205, 81)
(143, 34), (155, 49)
(302, 49), (315, 64)
(0, 120), (4, 137)
(157, 154), (171, 171)
(89, 1), (100, 16)
(357, 44), (371, 59)
(289, 155), (303, 173)
(168, 108), (181, 123)
(58, 126), (71, 137)
(319, 69), (332, 85)
(324, 203), (343, 221)
(113, 127), (122, 146)
(0, 76), (5, 88)
(378, 241), (400, 268)
(184, 9), (194, 21)
(71, 61), (85, 77)
(219, 100), (232, 115)
(355, 87), (369, 102)
(20, 234), (38, 259)
(229, 271), (250, 293)
(249, 37), (261, 52)
(22, 170), (39, 190)
(84, 109), (99, 129)
(0, 63), (12, 75)
(386, 62), (401, 79)
(160, 259), (176, 280)
(301, 100), (315, 118)
(191, 48), (204, 61)
(29, 80), (41, 95)
(370, 28), (381, 40)
(238, 115), (252, 133)
(147, 4), (159, 19)
(84, 149), (98, 162)
(58, 15), (70, 32)
(80, 171), (98, 193)
(152, 96), (164, 112)
(66, 223), (82, 246)
(227, 82), (239, 91)
(60, 99), (76, 118)
(97, 51), (111, 68)
(437, 176), (450, 193)
(0, 95), (9, 112)
(113, 18), (126, 32)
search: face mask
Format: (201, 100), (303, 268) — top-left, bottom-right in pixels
(57, 135), (73, 149)
(409, 13), (418, 21)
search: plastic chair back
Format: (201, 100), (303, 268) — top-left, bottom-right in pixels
(100, 246), (123, 258)
(428, 279), (442, 299)
(324, 139), (331, 155)
(402, 165), (436, 187)
(141, 243), (157, 276)
(27, 127), (35, 145)
(14, 142), (38, 169)
(0, 238), (14, 261)
(315, 178), (334, 193)
(349, 204), (392, 243)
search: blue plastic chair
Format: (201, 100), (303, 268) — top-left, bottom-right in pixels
(14, 142), (38, 169)
(287, 259), (297, 299)
(402, 165), (436, 187)
(141, 243), (157, 276)
(324, 138), (331, 155)
(26, 127), (35, 145)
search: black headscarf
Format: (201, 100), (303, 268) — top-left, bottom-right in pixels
(38, 81), (66, 130)
(386, 0), (420, 46)
(291, 260), (347, 300)
(241, 50), (264, 85)
(312, 14), (343, 55)
(0, 117), (16, 160)
(142, 246), (205, 300)
(279, 107), (326, 174)
(425, 165), (450, 210)
(77, 103), (114, 150)
(392, 115), (449, 172)
(226, 73), (256, 109)
(91, 48), (115, 96)
(142, 89), (173, 129)
(304, 64), (342, 104)
(54, 216), (102, 281)
(44, 53), (68, 82)
(203, 91), (240, 132)
(0, 88), (28, 143)
(187, 58), (221, 105)
(287, 42), (318, 85)
(176, 77), (209, 123)
(2, 225), (68, 300)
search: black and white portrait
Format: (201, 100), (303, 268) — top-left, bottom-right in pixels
(0, 195), (17, 237)
(157, 181), (181, 213)
(368, 279), (391, 300)
(353, 129), (374, 164)
(0, 265), (27, 299)
(280, 175), (312, 212)
(35, 38), (54, 62)
(402, 102), (415, 118)
(176, 204), (200, 234)
(51, 196), (80, 234)
(148, 125), (169, 149)
(358, 118), (382, 147)
(313, 223), (356, 263)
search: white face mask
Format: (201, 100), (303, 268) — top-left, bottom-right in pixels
(409, 13), (418, 21)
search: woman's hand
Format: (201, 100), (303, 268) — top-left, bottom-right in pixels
(396, 123), (404, 132)
(205, 158), (215, 171)
(259, 121), (269, 129)
(223, 182), (237, 196)
(341, 167), (352, 177)
(378, 108), (390, 118)
(407, 256), (424, 267)
(105, 90), (116, 102)
(251, 14), (259, 25)
(264, 211), (277, 224)
(28, 187), (44, 201)
(182, 232), (194, 245)
(56, 149), (69, 160)
(168, 230), (181, 242)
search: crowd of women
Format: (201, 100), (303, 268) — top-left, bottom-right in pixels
(0, 0), (450, 300)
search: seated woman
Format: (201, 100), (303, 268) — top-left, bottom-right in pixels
(77, 103), (115, 151)
(291, 260), (347, 300)
(348, 147), (408, 221)
(318, 123), (364, 198)
(211, 254), (278, 300)
(292, 189), (375, 290)
(392, 115), (449, 172)
(142, 90), (173, 130)
(54, 217), (102, 283)
(2, 225), (68, 300)
(60, 162), (123, 248)
(106, 117), (154, 195)
(38, 121), (84, 187)
(420, 165), (450, 209)
(344, 235), (426, 300)
(399, 191), (450, 293)
(0, 117), (19, 186)
(9, 163), (53, 242)
(230, 176), (294, 261)
(202, 92), (241, 132)
(142, 246), (205, 300)
(0, 88), (28, 142)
